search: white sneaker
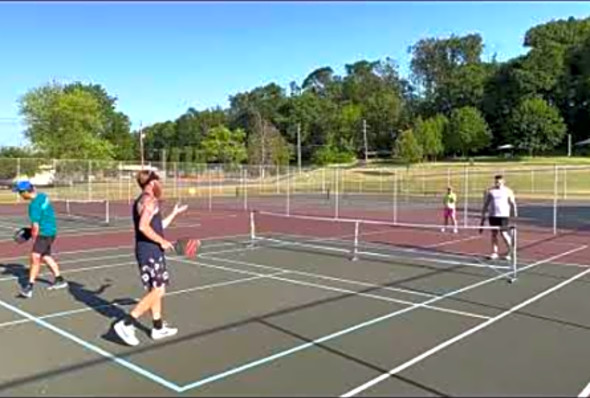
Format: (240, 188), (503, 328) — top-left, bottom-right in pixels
(504, 254), (512, 261)
(489, 253), (499, 260)
(441, 228), (446, 233)
(453, 228), (458, 234)
(151, 323), (178, 340)
(114, 320), (140, 346)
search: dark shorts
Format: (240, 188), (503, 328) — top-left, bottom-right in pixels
(488, 217), (509, 230)
(135, 243), (169, 290)
(32, 236), (55, 256)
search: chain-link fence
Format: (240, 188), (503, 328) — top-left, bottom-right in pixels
(1, 157), (589, 234)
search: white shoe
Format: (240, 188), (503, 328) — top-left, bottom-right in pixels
(441, 228), (446, 233)
(114, 320), (140, 346)
(453, 228), (458, 234)
(504, 254), (512, 261)
(489, 253), (499, 260)
(151, 323), (178, 340)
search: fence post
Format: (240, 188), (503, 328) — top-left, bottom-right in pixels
(208, 167), (212, 212)
(15, 158), (21, 203)
(335, 168), (340, 219)
(243, 167), (248, 211)
(286, 166), (291, 215)
(463, 165), (468, 227)
(393, 169), (398, 223)
(88, 160), (92, 201)
(563, 167), (567, 200)
(553, 164), (558, 235)
(172, 162), (177, 199)
(118, 162), (123, 201)
(276, 164), (280, 194)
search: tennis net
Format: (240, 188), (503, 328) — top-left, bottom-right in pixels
(53, 199), (110, 225)
(249, 210), (519, 282)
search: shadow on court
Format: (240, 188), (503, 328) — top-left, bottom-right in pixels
(66, 280), (149, 345)
(0, 263), (52, 292)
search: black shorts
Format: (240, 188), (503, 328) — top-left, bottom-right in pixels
(135, 243), (169, 290)
(32, 236), (55, 256)
(488, 217), (509, 230)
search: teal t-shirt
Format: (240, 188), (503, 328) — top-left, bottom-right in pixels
(28, 193), (57, 237)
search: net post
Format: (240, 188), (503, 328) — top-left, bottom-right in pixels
(510, 226), (518, 283)
(351, 221), (359, 262)
(247, 210), (256, 248)
(105, 200), (110, 225)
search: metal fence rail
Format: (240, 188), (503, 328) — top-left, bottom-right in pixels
(1, 157), (589, 234)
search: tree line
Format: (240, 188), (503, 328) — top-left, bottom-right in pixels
(11, 16), (590, 166)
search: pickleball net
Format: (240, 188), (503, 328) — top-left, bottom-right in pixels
(53, 199), (110, 225)
(249, 210), (519, 282)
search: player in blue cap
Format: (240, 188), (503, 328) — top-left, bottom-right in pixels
(12, 180), (67, 298)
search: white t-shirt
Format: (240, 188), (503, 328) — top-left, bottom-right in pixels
(486, 186), (514, 218)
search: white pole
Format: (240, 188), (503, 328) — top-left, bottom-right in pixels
(242, 168), (247, 211)
(553, 164), (558, 235)
(297, 123), (302, 174)
(334, 168), (340, 218)
(208, 168), (212, 211)
(393, 170), (398, 223)
(463, 165), (468, 227)
(286, 166), (291, 215)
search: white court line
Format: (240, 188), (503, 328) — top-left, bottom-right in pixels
(175, 244), (587, 392)
(260, 237), (513, 272)
(0, 297), (183, 392)
(0, 271), (289, 329)
(200, 253), (439, 299)
(579, 380), (590, 397)
(184, 259), (490, 320)
(342, 266), (590, 397)
(0, 233), (250, 262)
(0, 241), (244, 284)
(0, 260), (136, 282)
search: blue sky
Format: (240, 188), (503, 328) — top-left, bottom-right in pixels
(0, 1), (589, 147)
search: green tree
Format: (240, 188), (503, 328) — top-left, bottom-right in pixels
(445, 107), (491, 157)
(507, 97), (567, 156)
(247, 117), (290, 166)
(394, 129), (423, 165)
(414, 114), (446, 160)
(19, 83), (114, 160)
(63, 82), (134, 160)
(200, 126), (247, 164)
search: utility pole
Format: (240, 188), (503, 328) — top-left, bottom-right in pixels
(568, 134), (572, 157)
(363, 119), (368, 164)
(297, 123), (302, 174)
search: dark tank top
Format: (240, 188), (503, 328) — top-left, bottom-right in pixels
(133, 193), (164, 253)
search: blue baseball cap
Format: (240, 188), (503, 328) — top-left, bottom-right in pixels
(12, 180), (34, 193)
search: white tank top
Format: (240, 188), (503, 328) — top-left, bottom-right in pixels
(487, 186), (513, 217)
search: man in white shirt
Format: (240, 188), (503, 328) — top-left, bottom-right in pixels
(480, 175), (517, 260)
